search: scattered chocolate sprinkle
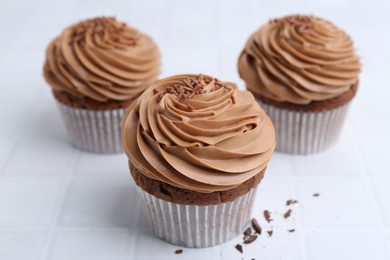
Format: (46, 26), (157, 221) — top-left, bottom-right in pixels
(243, 227), (252, 236)
(264, 210), (272, 223)
(235, 244), (243, 254)
(251, 218), (262, 234)
(286, 199), (298, 206)
(244, 235), (258, 244)
(288, 229), (295, 233)
(270, 15), (314, 35)
(175, 249), (183, 254)
(267, 230), (273, 237)
(164, 75), (234, 101)
(283, 209), (292, 219)
(313, 193), (320, 197)
(70, 17), (140, 45)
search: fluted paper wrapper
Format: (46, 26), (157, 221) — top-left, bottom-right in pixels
(57, 102), (126, 154)
(138, 187), (258, 248)
(258, 100), (350, 154)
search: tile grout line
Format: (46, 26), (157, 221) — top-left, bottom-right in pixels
(350, 131), (390, 257)
(39, 151), (81, 260)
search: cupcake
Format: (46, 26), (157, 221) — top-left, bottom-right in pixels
(122, 74), (275, 247)
(238, 15), (361, 154)
(43, 17), (160, 153)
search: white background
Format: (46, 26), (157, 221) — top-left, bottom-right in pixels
(0, 0), (389, 259)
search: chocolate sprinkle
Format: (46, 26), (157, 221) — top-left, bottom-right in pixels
(286, 199), (298, 206)
(165, 75), (234, 101)
(243, 227), (252, 236)
(283, 209), (292, 219)
(288, 229), (295, 233)
(270, 15), (314, 35)
(175, 249), (183, 254)
(70, 17), (140, 45)
(244, 235), (258, 244)
(235, 244), (243, 254)
(264, 210), (272, 223)
(267, 230), (273, 237)
(251, 218), (262, 234)
(313, 193), (320, 197)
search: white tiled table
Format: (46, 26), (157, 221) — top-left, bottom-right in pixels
(0, 0), (389, 259)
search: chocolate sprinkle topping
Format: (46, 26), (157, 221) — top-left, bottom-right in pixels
(271, 15), (314, 35)
(71, 17), (140, 45)
(251, 218), (262, 234)
(235, 244), (243, 254)
(283, 209), (292, 219)
(164, 74), (232, 101)
(263, 210), (272, 223)
(175, 249), (183, 254)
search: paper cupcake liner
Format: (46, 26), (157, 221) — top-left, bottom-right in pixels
(258, 100), (350, 154)
(138, 187), (258, 248)
(57, 102), (126, 154)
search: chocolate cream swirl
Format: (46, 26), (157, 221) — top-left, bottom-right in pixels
(238, 15), (361, 105)
(44, 17), (160, 102)
(123, 74), (275, 193)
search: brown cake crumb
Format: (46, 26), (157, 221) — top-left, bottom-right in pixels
(130, 165), (265, 206)
(244, 235), (258, 244)
(283, 209), (292, 219)
(267, 229), (273, 237)
(313, 193), (320, 197)
(235, 244), (243, 254)
(251, 218), (262, 234)
(175, 249), (183, 254)
(286, 199), (298, 206)
(264, 210), (272, 223)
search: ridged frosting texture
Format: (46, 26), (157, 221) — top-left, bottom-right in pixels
(44, 17), (160, 102)
(123, 74), (275, 193)
(238, 15), (361, 105)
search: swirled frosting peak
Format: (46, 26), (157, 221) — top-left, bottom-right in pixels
(44, 17), (160, 102)
(123, 74), (276, 193)
(238, 15), (361, 104)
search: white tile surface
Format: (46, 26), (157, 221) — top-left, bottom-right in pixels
(0, 0), (389, 259)
(291, 130), (361, 177)
(306, 232), (390, 260)
(295, 179), (376, 229)
(0, 180), (61, 227)
(48, 231), (135, 260)
(358, 135), (390, 177)
(58, 180), (140, 228)
(0, 232), (47, 260)
(372, 180), (390, 228)
(73, 153), (129, 178)
(3, 136), (77, 177)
